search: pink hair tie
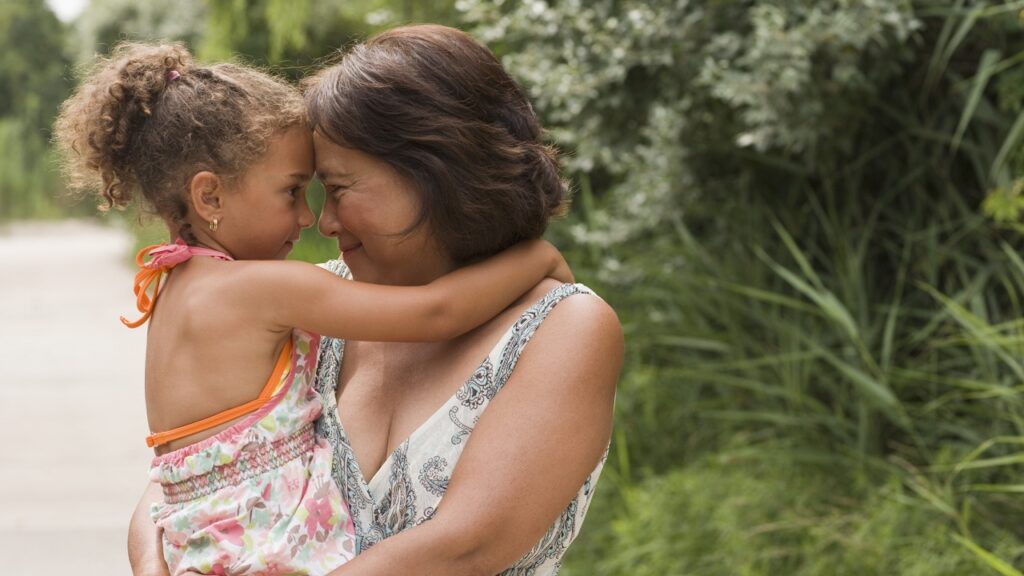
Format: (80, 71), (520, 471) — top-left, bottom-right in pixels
(166, 70), (181, 82)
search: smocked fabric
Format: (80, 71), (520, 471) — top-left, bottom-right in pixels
(150, 330), (356, 575)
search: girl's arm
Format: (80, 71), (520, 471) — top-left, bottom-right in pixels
(323, 292), (623, 575)
(241, 239), (573, 342)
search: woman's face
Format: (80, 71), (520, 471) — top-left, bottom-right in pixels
(313, 132), (453, 285)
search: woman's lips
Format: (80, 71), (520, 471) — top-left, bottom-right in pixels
(339, 242), (362, 254)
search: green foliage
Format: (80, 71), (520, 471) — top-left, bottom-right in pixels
(198, 0), (359, 71)
(458, 0), (1024, 572)
(0, 0), (80, 221)
(0, 0), (72, 135)
(0, 118), (69, 220)
(566, 450), (1016, 576)
(73, 0), (206, 63)
(461, 0), (920, 245)
(164, 0), (461, 75)
(983, 178), (1024, 224)
(288, 182), (340, 264)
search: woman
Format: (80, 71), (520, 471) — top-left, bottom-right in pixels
(130, 24), (621, 575)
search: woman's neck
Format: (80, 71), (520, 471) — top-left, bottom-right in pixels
(353, 241), (458, 286)
(358, 256), (456, 286)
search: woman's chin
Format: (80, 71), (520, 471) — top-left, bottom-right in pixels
(339, 247), (360, 268)
(339, 243), (362, 264)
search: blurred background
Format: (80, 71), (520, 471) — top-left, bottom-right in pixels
(3, 0), (1024, 574)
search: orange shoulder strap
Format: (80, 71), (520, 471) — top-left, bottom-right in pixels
(122, 241), (234, 329)
(122, 244), (167, 328)
(146, 338), (295, 449)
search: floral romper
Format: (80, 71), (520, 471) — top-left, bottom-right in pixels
(126, 241), (356, 576)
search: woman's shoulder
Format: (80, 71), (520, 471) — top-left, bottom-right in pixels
(521, 279), (620, 334)
(507, 278), (623, 375)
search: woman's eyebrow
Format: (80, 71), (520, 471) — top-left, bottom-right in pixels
(316, 170), (352, 180)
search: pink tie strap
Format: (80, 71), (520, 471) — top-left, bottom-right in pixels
(122, 239), (233, 328)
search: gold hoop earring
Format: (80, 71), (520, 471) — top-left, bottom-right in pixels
(209, 218), (219, 232)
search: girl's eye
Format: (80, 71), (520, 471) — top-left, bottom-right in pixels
(288, 187), (301, 197)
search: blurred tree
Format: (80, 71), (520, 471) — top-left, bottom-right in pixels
(73, 0), (206, 64)
(0, 0), (76, 219)
(199, 0), (459, 78)
(460, 0), (919, 249)
(199, 0), (366, 79)
(0, 0), (73, 139)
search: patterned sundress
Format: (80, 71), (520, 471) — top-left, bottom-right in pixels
(149, 329), (356, 575)
(314, 259), (608, 575)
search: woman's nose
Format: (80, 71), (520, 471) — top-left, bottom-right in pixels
(318, 198), (340, 237)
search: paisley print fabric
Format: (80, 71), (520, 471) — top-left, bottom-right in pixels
(314, 260), (609, 575)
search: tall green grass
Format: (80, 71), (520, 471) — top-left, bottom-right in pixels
(554, 2), (1024, 574)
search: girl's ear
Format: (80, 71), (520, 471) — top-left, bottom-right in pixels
(189, 171), (224, 225)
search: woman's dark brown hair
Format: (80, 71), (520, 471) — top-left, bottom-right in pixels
(303, 24), (569, 263)
(55, 42), (306, 243)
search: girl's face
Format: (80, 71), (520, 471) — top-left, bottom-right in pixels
(219, 127), (316, 260)
(313, 132), (453, 285)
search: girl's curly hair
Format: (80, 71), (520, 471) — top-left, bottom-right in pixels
(55, 42), (306, 243)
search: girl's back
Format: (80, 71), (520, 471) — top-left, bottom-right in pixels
(144, 257), (290, 452)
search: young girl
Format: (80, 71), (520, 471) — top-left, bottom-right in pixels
(55, 43), (570, 576)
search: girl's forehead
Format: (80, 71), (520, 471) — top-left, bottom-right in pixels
(247, 128), (314, 177)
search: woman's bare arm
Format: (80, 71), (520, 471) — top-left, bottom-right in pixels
(127, 481), (170, 576)
(325, 293), (623, 575)
(240, 239), (573, 342)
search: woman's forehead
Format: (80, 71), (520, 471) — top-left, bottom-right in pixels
(313, 137), (387, 178)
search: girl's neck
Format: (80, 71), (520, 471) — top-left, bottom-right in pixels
(182, 227), (234, 259)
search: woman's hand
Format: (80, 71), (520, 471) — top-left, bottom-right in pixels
(128, 482), (171, 576)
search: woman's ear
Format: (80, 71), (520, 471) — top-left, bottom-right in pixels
(189, 171), (223, 226)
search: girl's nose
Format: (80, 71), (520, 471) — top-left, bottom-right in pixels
(298, 198), (315, 229)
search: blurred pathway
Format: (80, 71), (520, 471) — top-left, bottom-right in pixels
(0, 220), (151, 574)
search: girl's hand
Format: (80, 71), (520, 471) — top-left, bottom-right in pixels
(549, 249), (574, 284)
(535, 239), (574, 284)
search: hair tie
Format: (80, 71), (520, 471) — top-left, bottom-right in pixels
(166, 70), (181, 82)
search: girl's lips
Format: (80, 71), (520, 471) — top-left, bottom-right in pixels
(339, 242), (362, 254)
